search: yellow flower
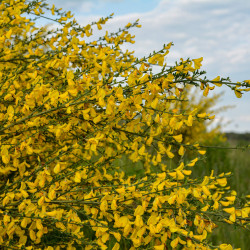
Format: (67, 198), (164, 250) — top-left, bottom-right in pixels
(192, 57), (203, 69)
(112, 243), (120, 250)
(219, 244), (233, 250)
(171, 238), (179, 248)
(173, 134), (183, 142)
(154, 245), (165, 250)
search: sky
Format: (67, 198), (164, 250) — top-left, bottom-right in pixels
(45, 0), (250, 133)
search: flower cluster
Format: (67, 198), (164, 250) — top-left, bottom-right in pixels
(0, 0), (249, 249)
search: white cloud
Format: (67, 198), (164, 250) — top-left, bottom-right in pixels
(50, 0), (124, 13)
(238, 115), (250, 122)
(80, 2), (95, 13)
(49, 0), (95, 13)
(79, 0), (249, 81)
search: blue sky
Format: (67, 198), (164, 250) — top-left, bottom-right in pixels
(46, 0), (250, 132)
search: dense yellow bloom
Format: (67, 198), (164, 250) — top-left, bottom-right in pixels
(0, 0), (249, 249)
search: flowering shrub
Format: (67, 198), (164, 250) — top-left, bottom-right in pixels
(0, 0), (249, 249)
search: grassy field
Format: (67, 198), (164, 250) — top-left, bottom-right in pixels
(113, 133), (250, 249)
